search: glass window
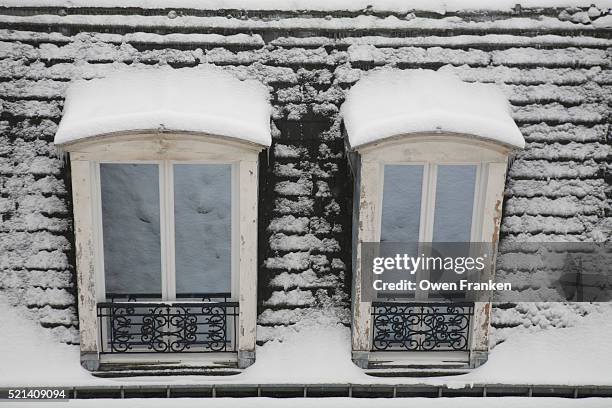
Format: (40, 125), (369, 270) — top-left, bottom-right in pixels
(432, 165), (477, 242)
(174, 164), (232, 295)
(99, 162), (234, 299)
(380, 165), (423, 242)
(100, 163), (161, 296)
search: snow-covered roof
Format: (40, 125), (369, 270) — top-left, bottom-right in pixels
(3, 0), (611, 13)
(341, 69), (525, 149)
(54, 68), (272, 146)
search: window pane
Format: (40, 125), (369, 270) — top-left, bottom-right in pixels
(174, 164), (232, 295)
(432, 165), (477, 242)
(100, 163), (161, 296)
(381, 165), (423, 242)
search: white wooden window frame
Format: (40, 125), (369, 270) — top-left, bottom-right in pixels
(377, 162), (485, 243)
(64, 132), (263, 371)
(350, 133), (513, 369)
(377, 162), (486, 300)
(92, 160), (239, 303)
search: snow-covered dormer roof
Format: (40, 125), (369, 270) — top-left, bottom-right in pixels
(54, 68), (272, 146)
(341, 69), (525, 149)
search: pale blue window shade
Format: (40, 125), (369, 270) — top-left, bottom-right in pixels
(174, 164), (232, 295)
(432, 165), (477, 242)
(380, 165), (424, 242)
(100, 163), (161, 296)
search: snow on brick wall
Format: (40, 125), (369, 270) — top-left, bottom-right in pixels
(0, 5), (609, 345)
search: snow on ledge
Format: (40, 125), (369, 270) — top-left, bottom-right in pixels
(341, 69), (525, 150)
(54, 67), (272, 147)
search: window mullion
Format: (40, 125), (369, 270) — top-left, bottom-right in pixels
(415, 163), (436, 301)
(471, 164), (487, 242)
(231, 162), (239, 300)
(162, 161), (176, 301)
(421, 163), (437, 243)
(92, 161), (106, 302)
(376, 162), (385, 243)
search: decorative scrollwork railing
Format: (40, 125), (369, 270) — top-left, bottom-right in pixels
(97, 293), (238, 354)
(371, 302), (474, 352)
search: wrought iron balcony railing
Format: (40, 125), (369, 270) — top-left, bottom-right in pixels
(97, 293), (238, 354)
(371, 302), (474, 352)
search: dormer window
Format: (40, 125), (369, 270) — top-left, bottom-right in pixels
(341, 70), (525, 373)
(55, 69), (271, 373)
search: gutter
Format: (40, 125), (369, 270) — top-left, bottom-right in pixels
(2, 384), (612, 399)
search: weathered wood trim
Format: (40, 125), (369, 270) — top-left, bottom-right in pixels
(61, 131), (265, 161)
(70, 159), (99, 369)
(238, 160), (258, 368)
(355, 133), (511, 162)
(351, 159), (380, 363)
(480, 162), (508, 245)
(469, 161), (508, 365)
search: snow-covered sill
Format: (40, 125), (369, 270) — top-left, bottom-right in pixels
(368, 351), (470, 363)
(99, 352), (237, 365)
